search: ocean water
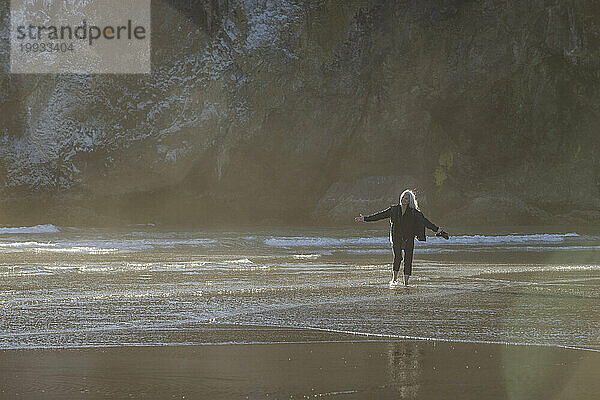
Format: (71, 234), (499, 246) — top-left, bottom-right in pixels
(1, 225), (599, 350)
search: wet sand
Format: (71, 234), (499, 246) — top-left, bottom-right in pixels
(1, 326), (599, 399)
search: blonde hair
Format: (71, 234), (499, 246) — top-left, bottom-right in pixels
(399, 189), (419, 210)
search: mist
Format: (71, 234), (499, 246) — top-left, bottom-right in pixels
(1, 0), (598, 228)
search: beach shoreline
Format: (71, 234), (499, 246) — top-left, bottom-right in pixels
(2, 326), (599, 399)
(2, 227), (599, 398)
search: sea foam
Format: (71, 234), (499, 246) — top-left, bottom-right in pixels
(0, 224), (60, 234)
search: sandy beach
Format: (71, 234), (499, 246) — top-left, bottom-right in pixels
(1, 325), (599, 399)
(2, 228), (599, 398)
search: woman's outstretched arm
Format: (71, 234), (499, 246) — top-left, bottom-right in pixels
(356, 207), (392, 222)
(423, 216), (440, 232)
(422, 214), (449, 238)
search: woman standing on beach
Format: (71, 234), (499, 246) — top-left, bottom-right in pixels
(355, 189), (448, 286)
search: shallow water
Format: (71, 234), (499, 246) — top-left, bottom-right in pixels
(1, 225), (599, 350)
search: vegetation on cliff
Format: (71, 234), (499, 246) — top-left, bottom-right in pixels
(0, 0), (598, 226)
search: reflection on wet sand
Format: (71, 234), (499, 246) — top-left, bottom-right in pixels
(387, 341), (422, 397)
(1, 340), (599, 399)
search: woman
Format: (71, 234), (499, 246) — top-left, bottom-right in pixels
(355, 189), (448, 286)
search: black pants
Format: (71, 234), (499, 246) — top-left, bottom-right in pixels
(392, 238), (414, 275)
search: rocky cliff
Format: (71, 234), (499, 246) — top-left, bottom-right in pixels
(0, 0), (599, 227)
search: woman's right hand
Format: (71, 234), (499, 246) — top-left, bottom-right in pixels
(354, 214), (365, 222)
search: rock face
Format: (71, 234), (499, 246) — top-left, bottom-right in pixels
(0, 0), (599, 227)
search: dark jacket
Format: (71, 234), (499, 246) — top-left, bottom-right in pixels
(363, 204), (438, 243)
